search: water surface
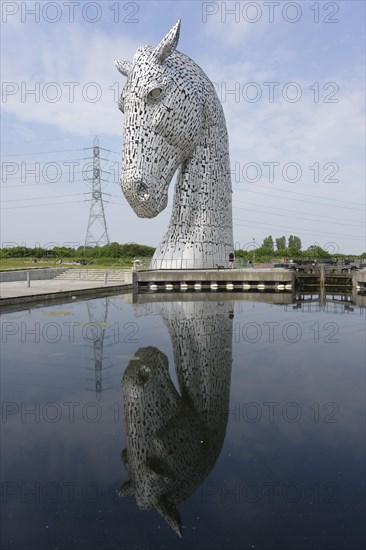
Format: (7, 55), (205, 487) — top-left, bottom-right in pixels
(1, 292), (365, 550)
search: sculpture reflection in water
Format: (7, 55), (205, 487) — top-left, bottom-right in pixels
(118, 300), (234, 536)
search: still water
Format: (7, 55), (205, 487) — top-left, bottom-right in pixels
(1, 292), (365, 550)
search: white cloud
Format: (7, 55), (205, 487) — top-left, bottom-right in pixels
(1, 2), (365, 253)
(2, 19), (138, 137)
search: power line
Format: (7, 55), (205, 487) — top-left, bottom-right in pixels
(1, 148), (88, 157)
(233, 204), (364, 228)
(1, 179), (94, 190)
(234, 199), (364, 224)
(1, 137), (92, 145)
(2, 200), (85, 210)
(1, 148), (120, 158)
(103, 200), (128, 207)
(233, 217), (365, 240)
(238, 182), (363, 206)
(107, 195), (364, 230)
(238, 188), (364, 211)
(2, 193), (86, 203)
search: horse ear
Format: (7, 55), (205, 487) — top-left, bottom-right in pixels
(154, 19), (181, 63)
(114, 60), (132, 76)
(117, 480), (135, 497)
(155, 499), (182, 538)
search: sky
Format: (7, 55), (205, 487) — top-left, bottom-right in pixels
(1, 0), (365, 255)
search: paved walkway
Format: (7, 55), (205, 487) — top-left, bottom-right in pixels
(0, 279), (130, 300)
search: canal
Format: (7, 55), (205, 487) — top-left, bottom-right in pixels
(1, 292), (365, 550)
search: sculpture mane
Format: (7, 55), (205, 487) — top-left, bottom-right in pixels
(115, 20), (233, 269)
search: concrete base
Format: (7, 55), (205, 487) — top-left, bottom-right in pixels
(353, 269), (366, 288)
(136, 268), (294, 290)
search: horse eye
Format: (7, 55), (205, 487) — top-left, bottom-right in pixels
(148, 87), (163, 100)
(137, 365), (150, 385)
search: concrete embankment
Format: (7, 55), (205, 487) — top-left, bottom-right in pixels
(0, 269), (134, 310)
(2, 267), (365, 311)
(0, 267), (67, 283)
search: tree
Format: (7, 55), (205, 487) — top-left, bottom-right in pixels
(262, 235), (274, 252)
(276, 236), (286, 251)
(53, 246), (73, 258)
(103, 242), (124, 257)
(304, 245), (331, 259)
(288, 235), (302, 252)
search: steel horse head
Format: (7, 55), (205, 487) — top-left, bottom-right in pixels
(115, 20), (233, 269)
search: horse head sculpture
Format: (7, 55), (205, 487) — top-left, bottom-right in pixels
(115, 20), (233, 269)
(118, 300), (233, 537)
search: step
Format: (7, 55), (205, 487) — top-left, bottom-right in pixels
(54, 269), (128, 282)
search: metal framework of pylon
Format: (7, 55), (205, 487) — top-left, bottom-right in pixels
(85, 136), (110, 247)
(85, 298), (113, 400)
(84, 298), (129, 400)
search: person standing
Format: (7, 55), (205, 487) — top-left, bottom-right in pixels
(228, 251), (235, 270)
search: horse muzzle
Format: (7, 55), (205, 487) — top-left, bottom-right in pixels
(121, 177), (168, 218)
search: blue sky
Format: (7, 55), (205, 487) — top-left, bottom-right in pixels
(1, 0), (365, 254)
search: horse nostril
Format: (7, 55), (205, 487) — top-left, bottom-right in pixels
(136, 182), (150, 202)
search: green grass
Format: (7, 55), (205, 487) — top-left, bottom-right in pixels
(0, 257), (151, 271)
(0, 258), (53, 270)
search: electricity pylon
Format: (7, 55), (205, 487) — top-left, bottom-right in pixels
(85, 136), (110, 247)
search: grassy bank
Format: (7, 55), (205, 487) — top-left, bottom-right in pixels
(0, 258), (151, 271)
